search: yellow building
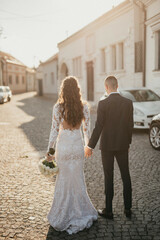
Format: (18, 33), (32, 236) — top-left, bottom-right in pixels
(0, 51), (26, 94)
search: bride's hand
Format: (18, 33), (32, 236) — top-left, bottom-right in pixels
(46, 153), (54, 162)
(84, 146), (93, 158)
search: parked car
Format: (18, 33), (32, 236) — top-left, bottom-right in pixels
(153, 88), (160, 98)
(0, 86), (8, 104)
(5, 86), (12, 101)
(100, 88), (160, 129)
(149, 114), (160, 150)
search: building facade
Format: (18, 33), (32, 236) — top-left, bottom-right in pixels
(26, 67), (36, 92)
(0, 51), (27, 94)
(145, 0), (160, 95)
(58, 0), (160, 103)
(36, 54), (58, 99)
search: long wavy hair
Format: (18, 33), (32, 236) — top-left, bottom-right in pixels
(57, 76), (84, 127)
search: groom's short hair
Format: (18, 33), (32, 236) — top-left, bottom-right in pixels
(105, 76), (118, 89)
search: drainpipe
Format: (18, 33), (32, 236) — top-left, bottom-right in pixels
(142, 4), (146, 87)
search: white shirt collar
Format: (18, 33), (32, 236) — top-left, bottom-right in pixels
(108, 92), (119, 96)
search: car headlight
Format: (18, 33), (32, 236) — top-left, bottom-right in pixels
(134, 108), (145, 116)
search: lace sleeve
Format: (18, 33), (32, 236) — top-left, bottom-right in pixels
(47, 103), (61, 152)
(82, 103), (90, 146)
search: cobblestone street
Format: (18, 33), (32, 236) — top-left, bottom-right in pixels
(0, 92), (160, 240)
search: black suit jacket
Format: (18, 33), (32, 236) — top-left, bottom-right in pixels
(88, 93), (134, 151)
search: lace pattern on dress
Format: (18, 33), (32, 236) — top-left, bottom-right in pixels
(47, 103), (61, 151)
(82, 103), (90, 146)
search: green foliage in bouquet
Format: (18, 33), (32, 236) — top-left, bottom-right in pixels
(42, 148), (56, 169)
(42, 159), (57, 168)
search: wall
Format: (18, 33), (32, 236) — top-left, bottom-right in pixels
(26, 71), (36, 92)
(42, 59), (58, 96)
(3, 63), (26, 94)
(145, 0), (160, 95)
(58, 2), (144, 103)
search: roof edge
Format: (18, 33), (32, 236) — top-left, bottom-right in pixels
(58, 0), (131, 48)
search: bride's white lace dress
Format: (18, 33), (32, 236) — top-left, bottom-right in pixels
(47, 102), (98, 234)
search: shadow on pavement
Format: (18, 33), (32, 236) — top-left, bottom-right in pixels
(133, 128), (149, 134)
(17, 94), (56, 152)
(45, 212), (146, 240)
(46, 219), (103, 240)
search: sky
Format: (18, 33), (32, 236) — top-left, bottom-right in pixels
(0, 0), (124, 68)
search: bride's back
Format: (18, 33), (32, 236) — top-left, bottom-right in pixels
(62, 119), (81, 131)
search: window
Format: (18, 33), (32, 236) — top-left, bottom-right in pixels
(118, 42), (124, 70)
(112, 45), (116, 70)
(73, 57), (81, 77)
(9, 75), (12, 84)
(51, 72), (54, 85)
(101, 48), (106, 72)
(155, 30), (160, 70)
(22, 76), (25, 84)
(120, 89), (160, 102)
(135, 41), (142, 72)
(16, 76), (19, 84)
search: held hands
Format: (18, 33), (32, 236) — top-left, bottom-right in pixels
(84, 146), (93, 158)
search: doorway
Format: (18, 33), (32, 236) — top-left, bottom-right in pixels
(38, 79), (43, 96)
(60, 63), (68, 80)
(86, 61), (94, 101)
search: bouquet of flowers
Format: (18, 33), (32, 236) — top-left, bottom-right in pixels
(38, 148), (59, 177)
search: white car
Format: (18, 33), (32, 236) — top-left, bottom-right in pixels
(0, 86), (8, 104)
(100, 88), (160, 129)
(5, 86), (12, 101)
(149, 113), (160, 150)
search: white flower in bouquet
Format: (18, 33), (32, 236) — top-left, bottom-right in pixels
(38, 148), (59, 177)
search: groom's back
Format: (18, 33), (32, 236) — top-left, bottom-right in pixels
(100, 93), (133, 151)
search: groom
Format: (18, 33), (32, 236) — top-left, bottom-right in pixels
(85, 76), (133, 219)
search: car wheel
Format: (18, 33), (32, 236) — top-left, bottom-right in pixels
(149, 123), (160, 150)
(8, 97), (11, 101)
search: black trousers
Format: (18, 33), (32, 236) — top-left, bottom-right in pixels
(101, 150), (132, 213)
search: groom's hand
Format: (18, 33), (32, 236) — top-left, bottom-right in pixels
(85, 146), (93, 158)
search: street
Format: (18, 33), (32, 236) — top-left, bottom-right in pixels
(0, 92), (160, 240)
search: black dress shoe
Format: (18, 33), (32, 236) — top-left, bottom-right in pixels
(124, 209), (132, 218)
(98, 209), (113, 219)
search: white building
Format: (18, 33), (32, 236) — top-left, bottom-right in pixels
(26, 67), (36, 92)
(145, 0), (160, 95)
(36, 53), (58, 98)
(36, 64), (43, 96)
(58, 0), (160, 103)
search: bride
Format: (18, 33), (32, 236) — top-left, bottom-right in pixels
(46, 76), (98, 234)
